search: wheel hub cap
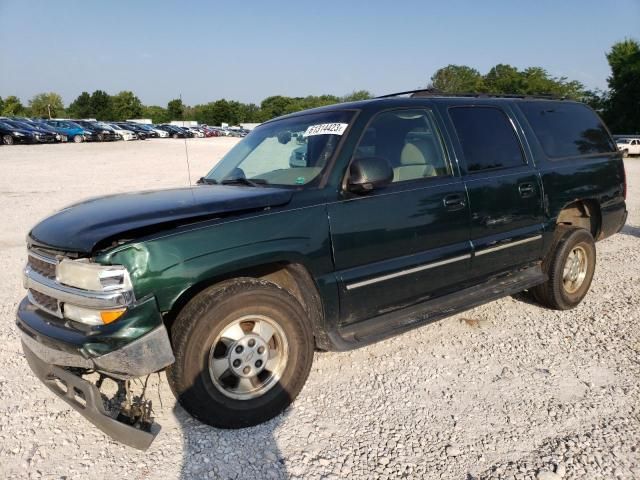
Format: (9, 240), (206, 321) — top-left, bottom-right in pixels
(562, 245), (588, 294)
(208, 315), (289, 400)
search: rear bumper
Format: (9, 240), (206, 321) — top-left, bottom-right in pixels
(23, 344), (159, 450)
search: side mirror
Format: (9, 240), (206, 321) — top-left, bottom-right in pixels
(347, 157), (393, 193)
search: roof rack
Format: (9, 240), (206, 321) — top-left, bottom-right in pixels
(376, 88), (564, 100)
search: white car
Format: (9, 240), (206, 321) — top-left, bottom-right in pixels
(149, 126), (169, 138)
(187, 127), (205, 138)
(616, 138), (640, 157)
(109, 123), (138, 141)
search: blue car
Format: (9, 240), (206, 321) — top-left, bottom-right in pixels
(43, 120), (88, 143)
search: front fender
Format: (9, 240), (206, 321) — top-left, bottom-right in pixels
(98, 205), (333, 313)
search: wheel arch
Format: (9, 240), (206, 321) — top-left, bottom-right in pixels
(555, 199), (602, 240)
(163, 261), (328, 350)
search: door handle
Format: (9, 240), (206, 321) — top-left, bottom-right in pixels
(518, 183), (535, 197)
(443, 194), (466, 210)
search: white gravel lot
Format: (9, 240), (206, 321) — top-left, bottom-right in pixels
(0, 139), (638, 480)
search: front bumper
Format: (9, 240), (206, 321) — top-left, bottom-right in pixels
(23, 343), (160, 450)
(17, 296), (175, 377)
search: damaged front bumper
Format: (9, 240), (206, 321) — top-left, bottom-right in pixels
(16, 296), (175, 449)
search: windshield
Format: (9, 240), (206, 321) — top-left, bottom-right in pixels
(617, 139), (630, 144)
(204, 110), (354, 187)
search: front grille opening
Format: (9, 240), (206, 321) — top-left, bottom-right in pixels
(29, 289), (59, 314)
(27, 255), (56, 279)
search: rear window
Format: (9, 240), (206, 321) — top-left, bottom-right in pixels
(449, 106), (525, 172)
(519, 101), (616, 158)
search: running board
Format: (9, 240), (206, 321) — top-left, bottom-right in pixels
(335, 265), (545, 349)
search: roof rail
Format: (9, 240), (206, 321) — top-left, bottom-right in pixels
(376, 88), (565, 100)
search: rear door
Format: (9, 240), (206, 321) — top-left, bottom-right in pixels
(328, 108), (472, 326)
(447, 105), (544, 277)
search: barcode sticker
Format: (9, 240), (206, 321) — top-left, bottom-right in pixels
(303, 123), (348, 137)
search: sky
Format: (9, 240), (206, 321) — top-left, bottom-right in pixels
(1, 0), (638, 107)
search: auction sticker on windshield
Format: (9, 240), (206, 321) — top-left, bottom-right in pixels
(303, 123), (348, 137)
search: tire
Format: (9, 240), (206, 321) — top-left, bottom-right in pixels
(167, 278), (314, 429)
(97, 133), (104, 142)
(172, 133), (179, 139)
(3, 134), (14, 145)
(532, 227), (596, 310)
(73, 135), (83, 143)
(622, 149), (629, 158)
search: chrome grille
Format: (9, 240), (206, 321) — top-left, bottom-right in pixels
(27, 253), (57, 279)
(28, 289), (61, 317)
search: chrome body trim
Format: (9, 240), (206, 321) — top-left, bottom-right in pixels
(474, 235), (542, 256)
(346, 254), (472, 290)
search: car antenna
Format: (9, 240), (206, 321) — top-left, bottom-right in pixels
(180, 93), (196, 203)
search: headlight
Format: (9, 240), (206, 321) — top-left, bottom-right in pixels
(63, 303), (126, 325)
(13, 132), (25, 136)
(56, 259), (132, 292)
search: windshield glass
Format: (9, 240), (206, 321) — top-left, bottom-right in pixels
(205, 110), (354, 187)
(617, 139), (630, 144)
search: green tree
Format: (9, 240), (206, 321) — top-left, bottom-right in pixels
(430, 65), (485, 93)
(484, 64), (522, 93)
(2, 95), (25, 116)
(603, 38), (640, 133)
(0, 96), (4, 114)
(259, 95), (296, 120)
(142, 105), (170, 123)
(29, 92), (65, 118)
(112, 91), (143, 120)
(342, 90), (373, 102)
(89, 90), (113, 120)
(167, 98), (184, 120)
(67, 91), (93, 118)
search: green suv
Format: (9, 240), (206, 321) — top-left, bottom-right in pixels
(18, 92), (628, 449)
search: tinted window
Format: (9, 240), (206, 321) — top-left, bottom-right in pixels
(449, 107), (524, 172)
(355, 109), (450, 183)
(519, 101), (616, 158)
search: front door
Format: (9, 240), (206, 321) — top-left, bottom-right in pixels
(447, 105), (544, 277)
(328, 108), (472, 327)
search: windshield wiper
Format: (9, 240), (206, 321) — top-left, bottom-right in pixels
(221, 177), (268, 187)
(196, 177), (218, 185)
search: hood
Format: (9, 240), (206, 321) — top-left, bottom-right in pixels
(30, 185), (293, 254)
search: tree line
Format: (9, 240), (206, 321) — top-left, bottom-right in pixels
(1, 39), (637, 132)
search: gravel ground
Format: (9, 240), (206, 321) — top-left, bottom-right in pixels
(0, 139), (638, 480)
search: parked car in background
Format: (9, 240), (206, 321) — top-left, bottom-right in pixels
(185, 126), (205, 138)
(2, 119), (57, 143)
(32, 121), (69, 142)
(0, 120), (39, 144)
(144, 124), (169, 138)
(44, 120), (89, 143)
(107, 123), (138, 141)
(156, 124), (187, 138)
(616, 138), (640, 157)
(73, 120), (120, 142)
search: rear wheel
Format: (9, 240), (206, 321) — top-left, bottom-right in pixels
(622, 149), (629, 158)
(532, 227), (596, 310)
(3, 134), (14, 145)
(167, 278), (314, 428)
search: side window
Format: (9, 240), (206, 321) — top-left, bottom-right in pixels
(354, 109), (451, 183)
(449, 106), (525, 173)
(519, 101), (616, 158)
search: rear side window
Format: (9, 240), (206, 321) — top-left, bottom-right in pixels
(449, 106), (525, 173)
(519, 102), (616, 158)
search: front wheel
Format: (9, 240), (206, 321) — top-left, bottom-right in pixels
(73, 134), (83, 143)
(532, 227), (596, 310)
(3, 134), (14, 145)
(167, 278), (314, 428)
(622, 149), (629, 158)
(172, 133), (179, 139)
